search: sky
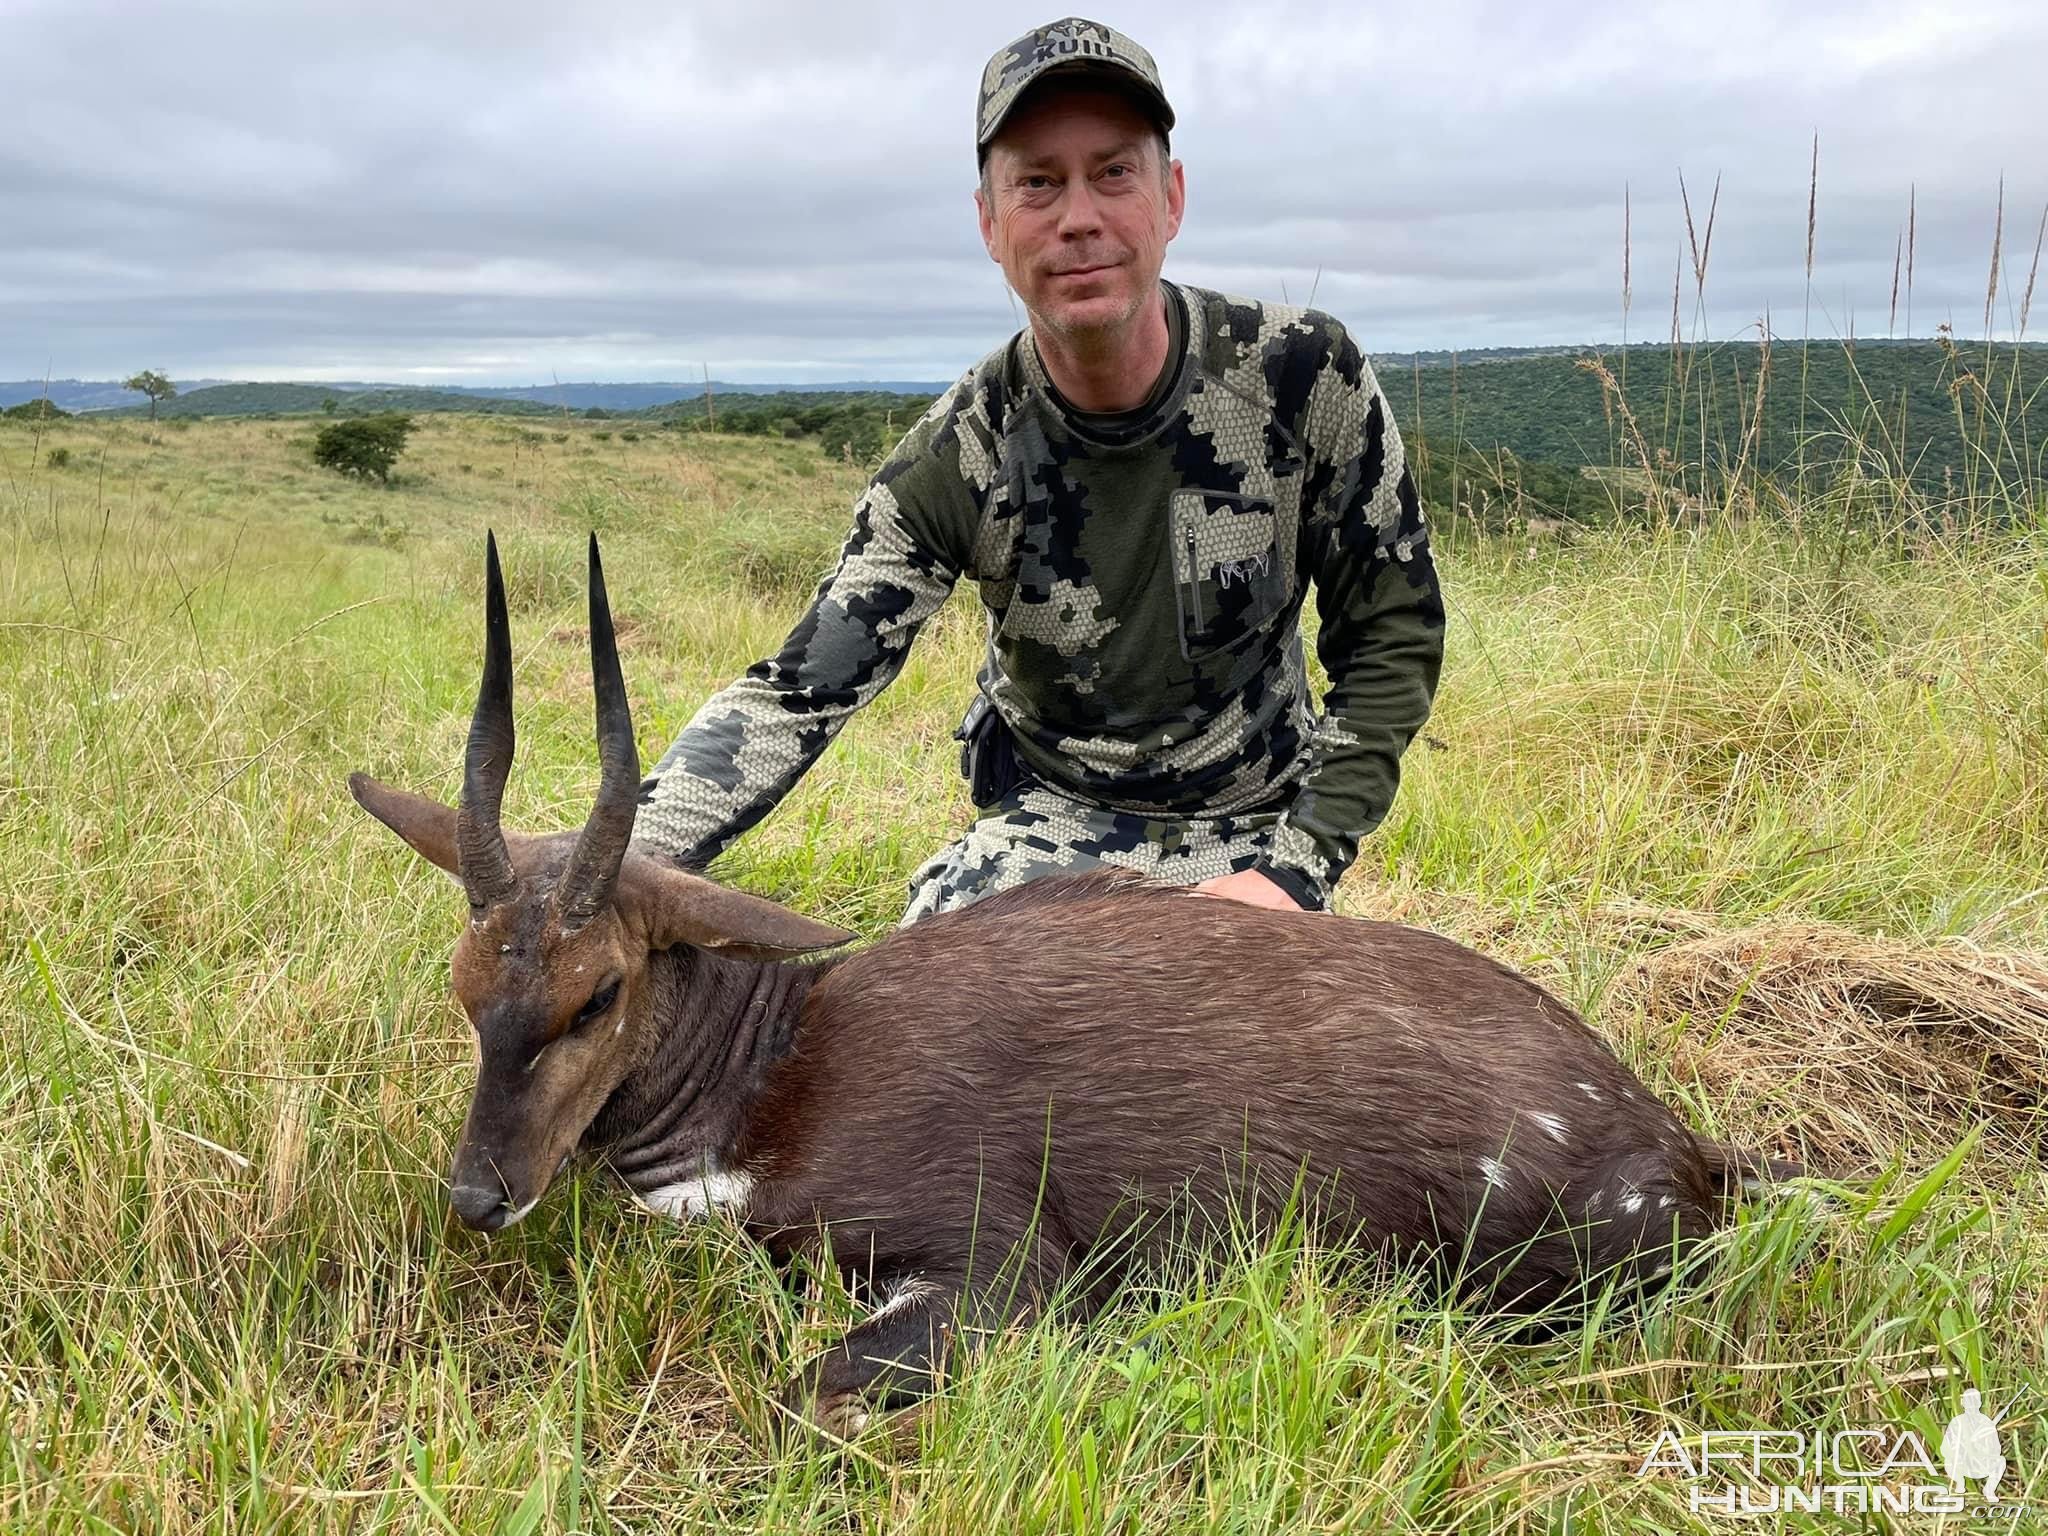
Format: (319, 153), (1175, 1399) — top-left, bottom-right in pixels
(4, 0), (2045, 385)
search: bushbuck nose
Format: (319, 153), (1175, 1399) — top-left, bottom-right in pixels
(448, 1181), (512, 1231)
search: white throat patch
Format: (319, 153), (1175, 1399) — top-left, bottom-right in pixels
(638, 1168), (754, 1223)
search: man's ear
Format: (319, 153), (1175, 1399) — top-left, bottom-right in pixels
(620, 852), (856, 961)
(349, 772), (462, 880)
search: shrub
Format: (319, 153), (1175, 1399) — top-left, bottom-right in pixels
(45, 446), (72, 468)
(312, 413), (414, 482)
(3, 399), (69, 422)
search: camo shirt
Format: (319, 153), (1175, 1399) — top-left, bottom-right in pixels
(635, 282), (1445, 908)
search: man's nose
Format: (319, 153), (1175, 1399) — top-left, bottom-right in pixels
(1056, 179), (1103, 238)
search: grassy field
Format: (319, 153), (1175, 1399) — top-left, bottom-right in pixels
(3, 410), (2045, 1532)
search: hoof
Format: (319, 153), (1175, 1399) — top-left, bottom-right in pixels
(809, 1390), (872, 1441)
(777, 1384), (932, 1454)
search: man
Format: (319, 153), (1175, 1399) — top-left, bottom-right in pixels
(634, 17), (1444, 922)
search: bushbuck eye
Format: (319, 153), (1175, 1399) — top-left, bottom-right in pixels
(575, 978), (621, 1027)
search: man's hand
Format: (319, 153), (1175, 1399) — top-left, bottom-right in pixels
(1193, 868), (1303, 911)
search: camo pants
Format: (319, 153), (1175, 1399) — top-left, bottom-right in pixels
(899, 782), (1288, 925)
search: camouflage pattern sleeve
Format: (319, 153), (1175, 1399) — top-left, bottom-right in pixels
(631, 388), (984, 868)
(1255, 329), (1446, 907)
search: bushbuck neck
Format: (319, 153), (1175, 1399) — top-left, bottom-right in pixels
(588, 942), (826, 1202)
(349, 532), (852, 1232)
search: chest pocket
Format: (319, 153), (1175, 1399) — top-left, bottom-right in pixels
(1170, 488), (1295, 660)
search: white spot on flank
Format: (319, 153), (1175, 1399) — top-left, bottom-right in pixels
(1619, 1190), (1645, 1215)
(1524, 1110), (1569, 1143)
(639, 1168), (754, 1222)
(872, 1276), (939, 1322)
(1656, 1194), (1674, 1211)
(1478, 1157), (1510, 1190)
(500, 943), (512, 954)
(1575, 1081), (1603, 1101)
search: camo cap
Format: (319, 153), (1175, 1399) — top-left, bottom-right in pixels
(977, 17), (1175, 160)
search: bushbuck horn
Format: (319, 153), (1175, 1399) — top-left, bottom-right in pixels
(556, 534), (639, 930)
(456, 530), (519, 912)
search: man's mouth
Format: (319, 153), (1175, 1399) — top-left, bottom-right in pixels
(1051, 262), (1116, 280)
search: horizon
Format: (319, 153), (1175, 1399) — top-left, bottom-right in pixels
(9, 330), (2041, 402)
(6, 0), (2045, 383)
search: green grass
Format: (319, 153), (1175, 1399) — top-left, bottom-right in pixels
(2, 412), (2043, 1532)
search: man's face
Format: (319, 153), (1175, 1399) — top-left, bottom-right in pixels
(976, 82), (1185, 341)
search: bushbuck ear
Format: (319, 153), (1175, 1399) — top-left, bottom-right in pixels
(349, 772), (463, 880)
(624, 853), (856, 960)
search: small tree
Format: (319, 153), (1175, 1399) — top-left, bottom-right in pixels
(123, 369), (177, 420)
(313, 413), (415, 483)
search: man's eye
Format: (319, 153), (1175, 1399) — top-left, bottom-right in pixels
(1103, 164), (1130, 178)
(575, 979), (621, 1026)
(1021, 176), (1053, 191)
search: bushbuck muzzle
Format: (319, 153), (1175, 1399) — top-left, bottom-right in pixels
(350, 532), (851, 1233)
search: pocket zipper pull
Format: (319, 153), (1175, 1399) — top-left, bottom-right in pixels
(1183, 524), (1203, 628)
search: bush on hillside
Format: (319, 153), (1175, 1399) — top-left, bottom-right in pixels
(312, 413), (414, 483)
(2, 399), (70, 422)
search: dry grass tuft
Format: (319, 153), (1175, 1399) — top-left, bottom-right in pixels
(1623, 921), (2048, 1174)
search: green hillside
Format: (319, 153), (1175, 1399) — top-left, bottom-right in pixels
(1393, 339), (2048, 494)
(97, 339), (2046, 520)
(650, 389), (939, 460)
(118, 383), (563, 418)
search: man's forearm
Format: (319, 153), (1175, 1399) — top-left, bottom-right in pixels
(634, 480), (962, 866)
(634, 662), (847, 868)
(1257, 557), (1443, 900)
(1257, 473), (1445, 903)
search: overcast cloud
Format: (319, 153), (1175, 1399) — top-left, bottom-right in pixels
(4, 0), (2044, 384)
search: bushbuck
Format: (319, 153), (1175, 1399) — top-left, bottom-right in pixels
(350, 533), (1797, 1437)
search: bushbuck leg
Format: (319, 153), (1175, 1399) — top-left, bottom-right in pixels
(781, 1232), (1080, 1437)
(783, 1276), (963, 1438)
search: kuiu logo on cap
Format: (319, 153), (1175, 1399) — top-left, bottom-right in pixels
(1031, 20), (1119, 64)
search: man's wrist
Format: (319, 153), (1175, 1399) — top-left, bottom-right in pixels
(1250, 857), (1327, 911)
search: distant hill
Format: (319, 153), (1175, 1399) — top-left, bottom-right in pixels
(0, 378), (235, 412)
(4, 376), (955, 416)
(446, 380), (953, 410)
(91, 379), (963, 420)
(116, 383), (567, 419)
